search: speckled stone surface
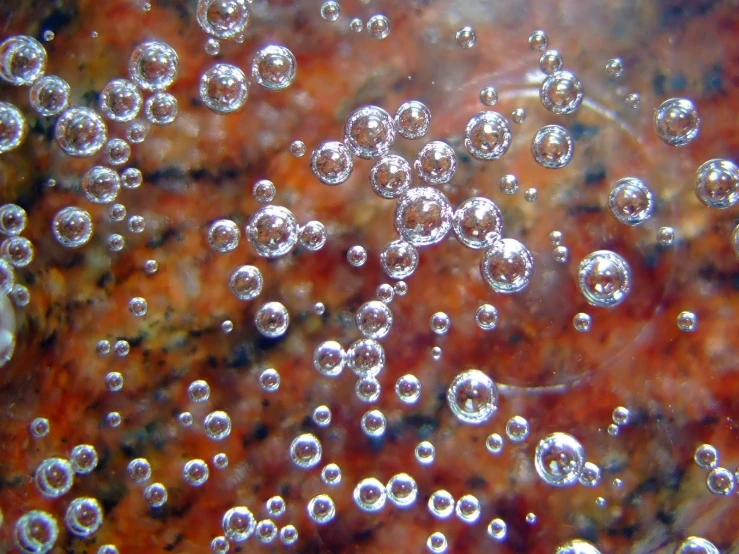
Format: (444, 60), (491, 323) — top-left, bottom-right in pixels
(0, 0), (738, 552)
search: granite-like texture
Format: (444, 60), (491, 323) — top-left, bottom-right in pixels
(0, 0), (738, 552)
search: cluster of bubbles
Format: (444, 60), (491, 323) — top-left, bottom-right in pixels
(693, 443), (737, 496)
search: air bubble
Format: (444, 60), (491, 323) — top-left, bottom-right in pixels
(534, 432), (585, 487)
(380, 239), (419, 279)
(320, 1), (340, 22)
(360, 409), (386, 436)
(200, 63), (248, 114)
(311, 141), (353, 185)
(605, 58), (624, 78)
(143, 484), (167, 507)
(52, 207), (93, 248)
(415, 441), (436, 464)
(480, 87), (498, 106)
(30, 417), (49, 438)
(694, 444), (718, 469)
(99, 79), (142, 122)
(183, 459), (209, 486)
(487, 518), (507, 540)
(455, 494), (481, 523)
(609, 177), (654, 225)
(347, 245), (368, 267)
(577, 250), (631, 308)
(307, 494), (336, 524)
(654, 98), (700, 146)
(625, 93), (640, 109)
(367, 15), (390, 39)
(321, 463), (342, 485)
(128, 41), (179, 91)
(210, 536), (229, 554)
(0, 35), (47, 85)
(14, 510), (58, 554)
(572, 312), (592, 332)
(144, 92), (178, 125)
(415, 141), (456, 184)
(395, 187), (452, 246)
(540, 70), (583, 115)
(312, 405), (332, 427)
(657, 226), (675, 246)
(344, 105), (395, 159)
(428, 490), (454, 519)
(677, 310), (697, 332)
(464, 111), (512, 161)
(456, 26), (476, 48)
(209, 219), (241, 253)
(694, 159), (738, 209)
(299, 220), (327, 251)
(313, 340), (345, 377)
(55, 107), (107, 157)
(254, 301), (290, 338)
(506, 415), (530, 442)
(252, 45), (297, 91)
(290, 433), (322, 468)
(486, 433), (504, 454)
(387, 473), (418, 507)
(499, 174), (519, 195)
(579, 462), (601, 487)
(447, 369), (498, 424)
(512, 108), (526, 124)
(481, 238), (534, 293)
(539, 50), (563, 74)
(675, 537), (719, 554)
(395, 100), (431, 140)
(65, 497), (103, 537)
(396, 374), (421, 403)
(204, 410), (232, 440)
(531, 124), (574, 168)
(553, 245), (568, 262)
(29, 75), (70, 116)
(266, 496), (286, 517)
(246, 205), (298, 257)
(2, 236), (34, 267)
(528, 30), (548, 51)
(555, 539), (601, 554)
(370, 155), (412, 199)
(105, 371), (124, 391)
(427, 532), (448, 553)
(347, 338), (385, 377)
(353, 477), (387, 511)
(196, 0), (250, 39)
(222, 506), (256, 542)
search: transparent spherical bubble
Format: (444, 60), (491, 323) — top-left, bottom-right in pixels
(499, 174), (518, 195)
(694, 159), (738, 209)
(0, 35), (47, 85)
(246, 205), (298, 258)
(344, 105), (395, 159)
(105, 371), (124, 391)
(625, 93), (640, 109)
(654, 97), (700, 146)
(656, 226), (675, 247)
(2, 236), (34, 267)
(52, 207), (93, 248)
(347, 338), (385, 377)
(571, 312), (592, 332)
(183, 459), (210, 486)
(608, 177), (654, 225)
(481, 238), (534, 293)
(429, 312), (450, 335)
(143, 483), (167, 508)
(99, 79), (142, 122)
(229, 265), (263, 301)
(675, 537), (719, 554)
(204, 38), (221, 56)
(539, 49), (563, 74)
(197, 0), (250, 39)
(394, 100), (431, 141)
(532, 125), (574, 170)
(395, 187), (452, 247)
(534, 432), (586, 487)
(555, 539), (602, 554)
(126, 122), (147, 144)
(254, 301), (290, 338)
(266, 496), (286, 517)
(395, 374), (421, 403)
(279, 525), (298, 546)
(354, 477), (387, 511)
(82, 166), (120, 204)
(29, 75), (70, 116)
(113, 340), (130, 357)
(479, 86), (498, 106)
(367, 14), (390, 39)
(706, 467), (736, 496)
(677, 310), (697, 332)
(30, 417), (49, 438)
(356, 300), (393, 339)
(506, 415), (530, 442)
(255, 520), (277, 544)
(14, 510), (59, 554)
(222, 506), (256, 543)
(252, 45), (296, 91)
(299, 220), (327, 251)
(289, 140), (306, 158)
(313, 340), (346, 377)
(415, 440), (435, 464)
(0, 102), (27, 154)
(512, 108), (526, 124)
(360, 409), (386, 436)
(528, 29), (548, 51)
(10, 283), (30, 307)
(487, 518), (507, 540)
(127, 458), (152, 484)
(96, 339), (111, 356)
(415, 141), (456, 184)
(605, 58), (624, 78)
(320, 0), (341, 21)
(64, 497), (103, 538)
(204, 410), (232, 440)
(0, 258), (14, 296)
(105, 411), (122, 428)
(578, 461), (601, 487)
(311, 141), (353, 185)
(145, 92), (178, 125)
(68, 445), (98, 475)
(129, 41), (179, 91)
(320, 463), (342, 486)
(386, 473), (417, 507)
(259, 367), (280, 392)
(380, 239), (418, 280)
(431, 346), (442, 360)
(523, 187), (538, 203)
(213, 452), (229, 469)
(694, 444), (718, 469)
(290, 433), (322, 469)
(200, 63), (248, 114)
(486, 432), (504, 454)
(312, 405), (332, 427)
(143, 259), (158, 275)
(349, 18), (363, 32)
(104, 139), (131, 166)
(347, 245), (368, 267)
(307, 494), (336, 524)
(376, 283), (394, 304)
(98, 545), (119, 554)
(210, 536), (229, 554)
(456, 26), (476, 48)
(55, 107), (107, 157)
(455, 494), (481, 523)
(427, 531), (448, 553)
(0, 204), (27, 235)
(611, 406), (630, 426)
(452, 197), (503, 250)
(107, 233), (125, 252)
(428, 489), (454, 519)
(179, 411), (194, 427)
(474, 304), (499, 331)
(540, 70), (584, 115)
(253, 179), (276, 203)
(208, 219), (241, 253)
(577, 250), (631, 308)
(370, 154), (412, 199)
(447, 369), (498, 424)
(187, 379), (211, 403)
(464, 111), (512, 161)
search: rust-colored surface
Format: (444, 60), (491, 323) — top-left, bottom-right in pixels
(0, 0), (738, 552)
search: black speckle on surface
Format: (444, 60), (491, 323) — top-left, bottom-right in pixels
(584, 163), (606, 186)
(570, 122), (599, 141)
(653, 71), (667, 96)
(702, 64), (724, 95)
(253, 422), (269, 440)
(38, 4), (78, 37)
(96, 271), (113, 289)
(39, 330), (57, 351)
(569, 205), (602, 215)
(465, 474), (488, 489)
(227, 343), (252, 369)
(669, 73), (687, 92)
(146, 227), (184, 249)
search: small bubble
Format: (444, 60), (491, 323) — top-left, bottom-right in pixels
(204, 410), (232, 440)
(307, 494), (336, 524)
(528, 30), (548, 51)
(259, 368), (280, 392)
(196, 0), (250, 39)
(553, 245), (568, 263)
(534, 432), (585, 487)
(480, 87), (498, 106)
(129, 41), (179, 91)
(539, 49), (563, 74)
(675, 537), (719, 554)
(347, 245), (368, 267)
(395, 187), (452, 246)
(204, 38), (220, 56)
(222, 506), (256, 542)
(386, 473), (418, 507)
(0, 35), (47, 86)
(540, 70), (583, 115)
(144, 92), (178, 125)
(657, 226), (675, 246)
(10, 283), (30, 307)
(100, 79), (142, 122)
(312, 405), (332, 427)
(128, 297), (147, 317)
(126, 122), (147, 143)
(612, 406), (630, 425)
(455, 494), (481, 523)
(106, 412), (122, 428)
(577, 250), (631, 307)
(499, 174), (519, 195)
(415, 441), (436, 465)
(677, 310), (697, 332)
(511, 108), (526, 124)
(321, 463), (342, 485)
(481, 238), (534, 293)
(349, 18), (363, 33)
(694, 159), (738, 209)
(605, 58), (624, 78)
(127, 458), (152, 483)
(609, 177), (654, 225)
(114, 340), (130, 356)
(347, 338), (385, 377)
(447, 369), (498, 424)
(289, 140), (306, 157)
(556, 539), (601, 554)
(30, 417), (50, 438)
(694, 444), (718, 469)
(607, 423), (619, 436)
(654, 97), (700, 146)
(252, 45), (296, 91)
(211, 536), (229, 554)
(178, 412), (194, 427)
(395, 374), (421, 404)
(254, 301), (289, 338)
(427, 531), (448, 553)
(299, 221), (327, 251)
(354, 477), (387, 511)
(380, 239), (418, 279)
(531, 124), (574, 169)
(29, 75), (70, 117)
(506, 415), (530, 442)
(290, 433), (322, 468)
(579, 462), (601, 487)
(625, 93), (640, 109)
(613, 478), (624, 489)
(455, 26), (476, 48)
(143, 259), (158, 274)
(188, 380), (211, 403)
(279, 525), (298, 546)
(43, 30), (55, 41)
(109, 204), (127, 222)
(464, 112), (511, 161)
(395, 100), (431, 140)
(706, 467), (736, 496)
(213, 453), (228, 469)
(52, 207), (94, 248)
(229, 265), (263, 300)
(367, 14), (390, 39)
(452, 197), (503, 250)
(431, 346), (442, 360)
(487, 518), (507, 540)
(428, 490), (455, 519)
(313, 302), (325, 315)
(429, 312), (450, 335)
(320, 1), (340, 22)
(595, 497), (607, 507)
(486, 433), (504, 454)
(572, 312), (592, 332)
(199, 63), (249, 114)
(255, 520), (277, 544)
(266, 496), (286, 517)
(313, 340), (346, 377)
(370, 154), (412, 199)
(475, 304), (499, 330)
(525, 513), (537, 524)
(356, 377), (381, 402)
(253, 179), (276, 203)
(311, 141), (353, 185)
(183, 459), (209, 486)
(105, 371), (123, 392)
(376, 283), (395, 303)
(360, 409), (387, 436)
(524, 187), (538, 202)
(64, 497), (103, 537)
(394, 281), (408, 296)
(96, 340), (111, 356)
